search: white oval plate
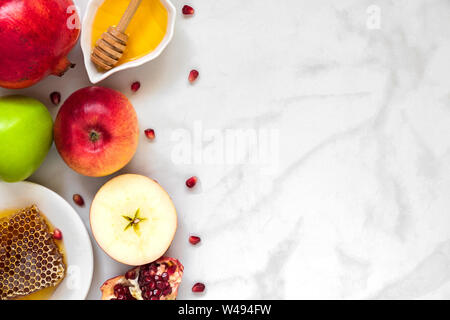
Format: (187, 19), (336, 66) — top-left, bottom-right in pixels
(0, 181), (93, 300)
(81, 0), (176, 84)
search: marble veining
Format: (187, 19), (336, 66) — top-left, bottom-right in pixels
(1, 0), (449, 299)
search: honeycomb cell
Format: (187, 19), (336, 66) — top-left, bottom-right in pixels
(0, 206), (65, 300)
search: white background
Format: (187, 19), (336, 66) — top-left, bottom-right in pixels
(1, 0), (450, 299)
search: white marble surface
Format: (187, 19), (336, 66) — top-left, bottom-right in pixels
(1, 0), (450, 299)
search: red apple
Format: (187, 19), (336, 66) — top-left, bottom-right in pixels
(54, 86), (139, 177)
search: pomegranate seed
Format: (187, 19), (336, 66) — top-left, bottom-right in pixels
(131, 81), (141, 92)
(50, 92), (61, 106)
(52, 228), (63, 240)
(189, 236), (201, 245)
(149, 281), (156, 290)
(154, 275), (161, 281)
(145, 129), (155, 141)
(182, 5), (194, 15)
(114, 284), (125, 297)
(156, 281), (165, 290)
(153, 289), (162, 297)
(161, 272), (168, 280)
(73, 194), (85, 207)
(142, 290), (151, 299)
(163, 287), (172, 296)
(151, 296), (159, 300)
(189, 69), (199, 83)
(192, 282), (205, 293)
(186, 176), (198, 188)
(167, 265), (177, 275)
(143, 270), (151, 277)
(125, 271), (136, 280)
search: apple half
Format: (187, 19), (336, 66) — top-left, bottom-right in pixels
(90, 174), (177, 266)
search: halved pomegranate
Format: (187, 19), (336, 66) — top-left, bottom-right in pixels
(101, 257), (184, 300)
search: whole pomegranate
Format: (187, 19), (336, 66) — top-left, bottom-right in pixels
(0, 0), (80, 89)
(101, 257), (184, 300)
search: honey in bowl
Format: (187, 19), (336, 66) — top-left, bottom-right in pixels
(91, 0), (168, 66)
(0, 206), (66, 300)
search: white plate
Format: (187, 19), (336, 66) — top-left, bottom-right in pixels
(81, 0), (176, 84)
(0, 181), (93, 300)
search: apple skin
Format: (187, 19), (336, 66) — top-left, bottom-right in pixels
(0, 96), (53, 182)
(54, 86), (139, 177)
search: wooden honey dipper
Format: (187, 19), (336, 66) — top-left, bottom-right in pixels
(91, 0), (142, 71)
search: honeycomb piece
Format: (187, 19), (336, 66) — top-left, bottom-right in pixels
(0, 205), (65, 300)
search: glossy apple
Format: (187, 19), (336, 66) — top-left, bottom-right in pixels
(54, 86), (139, 177)
(0, 96), (53, 182)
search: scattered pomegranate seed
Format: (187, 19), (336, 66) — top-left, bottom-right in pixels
(50, 92), (61, 106)
(131, 81), (141, 92)
(53, 228), (63, 240)
(186, 176), (198, 188)
(73, 194), (85, 207)
(182, 5), (194, 15)
(189, 69), (199, 83)
(145, 129), (156, 141)
(189, 236), (201, 245)
(192, 283), (205, 293)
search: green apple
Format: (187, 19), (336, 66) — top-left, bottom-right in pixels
(0, 96), (53, 182)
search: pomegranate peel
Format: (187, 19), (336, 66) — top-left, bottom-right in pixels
(101, 257), (184, 300)
(52, 57), (76, 77)
(0, 0), (80, 89)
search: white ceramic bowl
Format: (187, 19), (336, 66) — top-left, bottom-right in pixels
(81, 0), (176, 84)
(0, 181), (93, 300)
